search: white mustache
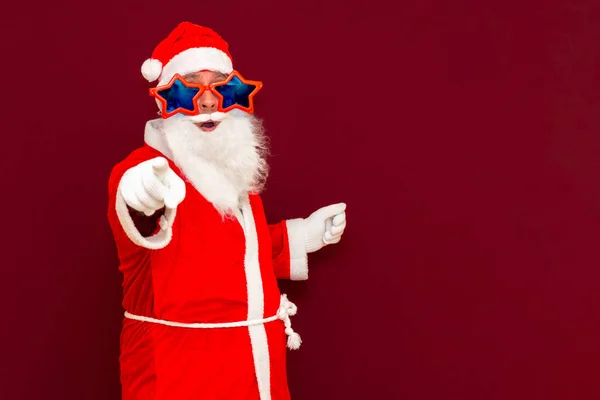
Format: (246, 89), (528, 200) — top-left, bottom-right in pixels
(186, 112), (228, 123)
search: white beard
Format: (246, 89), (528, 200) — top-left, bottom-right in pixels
(161, 110), (269, 217)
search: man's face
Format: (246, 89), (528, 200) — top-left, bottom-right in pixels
(183, 70), (228, 132)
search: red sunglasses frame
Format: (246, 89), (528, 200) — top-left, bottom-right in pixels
(149, 70), (263, 119)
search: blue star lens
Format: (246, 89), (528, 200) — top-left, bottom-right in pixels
(214, 75), (256, 109)
(157, 79), (200, 114)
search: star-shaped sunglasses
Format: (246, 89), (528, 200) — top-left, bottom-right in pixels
(149, 70), (263, 119)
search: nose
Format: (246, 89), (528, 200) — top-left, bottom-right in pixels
(198, 91), (218, 112)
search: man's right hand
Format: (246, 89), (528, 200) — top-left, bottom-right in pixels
(119, 157), (186, 216)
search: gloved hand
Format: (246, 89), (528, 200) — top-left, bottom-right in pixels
(119, 157), (186, 216)
(304, 203), (347, 253)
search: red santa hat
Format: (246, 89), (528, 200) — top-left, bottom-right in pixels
(141, 22), (234, 86)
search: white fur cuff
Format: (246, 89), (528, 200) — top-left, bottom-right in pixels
(285, 218), (309, 281)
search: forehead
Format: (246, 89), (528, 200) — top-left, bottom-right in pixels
(184, 70), (227, 83)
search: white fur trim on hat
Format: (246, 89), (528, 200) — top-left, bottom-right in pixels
(158, 47), (233, 86)
(142, 58), (163, 82)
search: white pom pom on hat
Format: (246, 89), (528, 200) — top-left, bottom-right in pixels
(141, 22), (234, 86)
(141, 58), (163, 82)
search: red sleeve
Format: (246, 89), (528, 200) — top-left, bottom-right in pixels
(269, 219), (309, 281)
(269, 221), (292, 279)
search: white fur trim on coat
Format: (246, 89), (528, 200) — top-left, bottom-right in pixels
(115, 183), (176, 250)
(239, 196), (272, 400)
(158, 47), (233, 86)
(285, 218), (309, 281)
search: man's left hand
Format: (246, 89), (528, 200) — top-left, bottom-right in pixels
(304, 203), (347, 253)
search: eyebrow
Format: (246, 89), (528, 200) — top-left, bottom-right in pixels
(183, 72), (227, 82)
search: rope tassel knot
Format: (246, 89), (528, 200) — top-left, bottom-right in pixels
(277, 294), (302, 350)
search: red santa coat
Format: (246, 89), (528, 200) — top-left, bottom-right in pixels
(107, 124), (309, 400)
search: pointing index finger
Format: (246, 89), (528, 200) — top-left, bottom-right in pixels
(152, 157), (169, 181)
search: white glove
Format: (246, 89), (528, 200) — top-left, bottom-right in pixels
(304, 203), (347, 253)
(119, 157), (186, 216)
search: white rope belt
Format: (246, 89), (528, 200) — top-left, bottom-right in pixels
(124, 294), (302, 350)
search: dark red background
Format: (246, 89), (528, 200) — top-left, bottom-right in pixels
(2, 0), (600, 398)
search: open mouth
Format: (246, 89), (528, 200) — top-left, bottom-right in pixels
(197, 120), (219, 132)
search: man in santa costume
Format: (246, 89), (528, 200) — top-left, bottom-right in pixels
(107, 22), (347, 400)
